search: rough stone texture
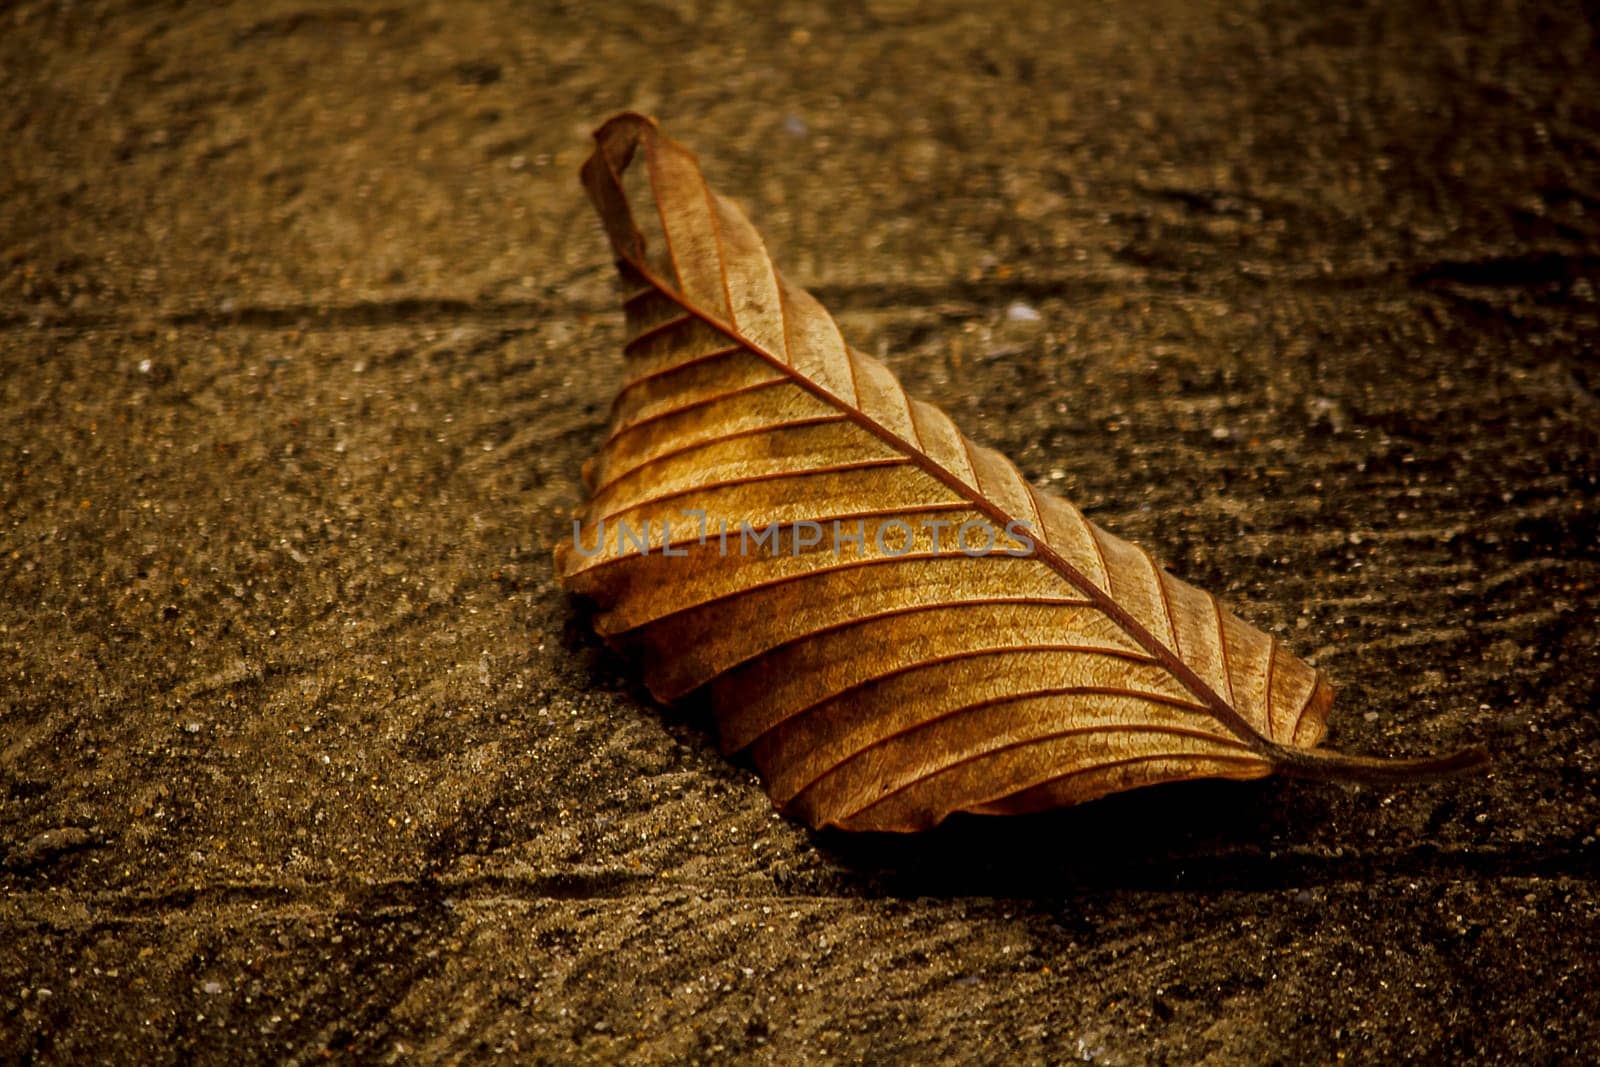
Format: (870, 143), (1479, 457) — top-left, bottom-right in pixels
(2, 0), (1597, 1061)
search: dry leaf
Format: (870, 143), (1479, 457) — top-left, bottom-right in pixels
(555, 113), (1487, 832)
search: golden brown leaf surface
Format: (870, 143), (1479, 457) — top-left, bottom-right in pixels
(556, 113), (1487, 832)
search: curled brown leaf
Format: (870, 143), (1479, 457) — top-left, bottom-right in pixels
(556, 113), (1488, 832)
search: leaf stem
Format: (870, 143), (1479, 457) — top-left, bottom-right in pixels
(1269, 742), (1491, 783)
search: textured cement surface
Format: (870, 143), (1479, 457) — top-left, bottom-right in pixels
(2, 0), (1598, 1061)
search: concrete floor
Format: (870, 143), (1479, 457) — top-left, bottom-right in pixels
(2, 0), (1597, 1061)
